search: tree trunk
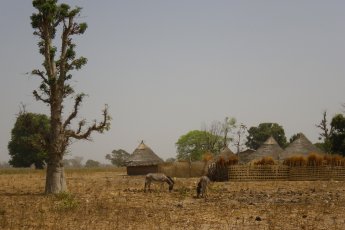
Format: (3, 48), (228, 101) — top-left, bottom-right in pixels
(45, 159), (67, 194)
(45, 91), (67, 194)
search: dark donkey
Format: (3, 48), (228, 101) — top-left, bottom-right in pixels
(196, 176), (211, 198)
(144, 173), (175, 192)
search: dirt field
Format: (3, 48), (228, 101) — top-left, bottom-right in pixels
(1, 168), (345, 229)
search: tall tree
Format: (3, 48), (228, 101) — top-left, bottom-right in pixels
(8, 111), (50, 169)
(30, 0), (111, 193)
(245, 123), (287, 150)
(232, 123), (247, 153)
(221, 117), (237, 147)
(176, 130), (223, 161)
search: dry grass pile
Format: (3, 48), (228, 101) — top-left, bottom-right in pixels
(217, 155), (239, 166)
(283, 153), (345, 167)
(253, 157), (275, 166)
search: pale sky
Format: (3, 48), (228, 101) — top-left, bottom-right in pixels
(1, 1), (344, 164)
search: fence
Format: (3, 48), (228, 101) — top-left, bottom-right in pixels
(228, 165), (345, 181)
(158, 161), (208, 178)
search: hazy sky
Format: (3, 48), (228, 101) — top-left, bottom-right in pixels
(1, 1), (344, 164)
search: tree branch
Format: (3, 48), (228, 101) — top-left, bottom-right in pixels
(63, 93), (85, 130)
(33, 90), (50, 104)
(65, 105), (111, 140)
(31, 69), (49, 84)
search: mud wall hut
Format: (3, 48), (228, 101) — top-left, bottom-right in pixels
(126, 141), (163, 175)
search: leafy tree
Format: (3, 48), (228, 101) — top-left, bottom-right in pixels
(329, 114), (345, 155)
(30, 0), (111, 193)
(8, 111), (50, 169)
(245, 123), (287, 150)
(85, 159), (100, 168)
(176, 130), (223, 161)
(105, 149), (130, 167)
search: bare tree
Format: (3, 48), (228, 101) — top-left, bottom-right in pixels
(232, 123), (247, 153)
(30, 1), (111, 193)
(316, 110), (333, 153)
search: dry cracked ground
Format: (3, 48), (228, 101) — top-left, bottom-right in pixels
(1, 168), (345, 229)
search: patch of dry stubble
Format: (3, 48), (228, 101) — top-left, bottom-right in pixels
(1, 168), (345, 229)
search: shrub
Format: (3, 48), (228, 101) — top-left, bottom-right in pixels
(54, 192), (79, 211)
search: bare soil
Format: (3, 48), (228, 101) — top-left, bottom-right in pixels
(1, 168), (345, 229)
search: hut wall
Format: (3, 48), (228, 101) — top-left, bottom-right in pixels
(127, 165), (159, 175)
(158, 161), (207, 178)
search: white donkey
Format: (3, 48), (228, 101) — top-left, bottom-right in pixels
(196, 176), (211, 198)
(144, 173), (175, 192)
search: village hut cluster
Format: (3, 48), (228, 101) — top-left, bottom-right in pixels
(124, 134), (343, 182)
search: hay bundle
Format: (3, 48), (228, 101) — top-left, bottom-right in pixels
(254, 156), (275, 165)
(306, 153), (323, 166)
(323, 154), (345, 166)
(283, 155), (307, 167)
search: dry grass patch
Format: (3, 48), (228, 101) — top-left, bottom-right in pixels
(1, 168), (345, 229)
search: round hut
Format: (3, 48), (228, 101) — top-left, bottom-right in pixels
(207, 146), (238, 181)
(126, 141), (163, 175)
(237, 149), (256, 164)
(247, 136), (284, 163)
(280, 133), (323, 160)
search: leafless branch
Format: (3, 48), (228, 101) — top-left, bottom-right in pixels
(65, 105), (111, 140)
(63, 94), (85, 130)
(31, 69), (48, 84)
(33, 90), (50, 104)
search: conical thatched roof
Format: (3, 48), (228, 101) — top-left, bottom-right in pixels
(126, 141), (163, 166)
(238, 149), (256, 164)
(214, 146), (236, 161)
(246, 136), (283, 162)
(280, 133), (323, 159)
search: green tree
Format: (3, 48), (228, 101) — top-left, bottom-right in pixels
(8, 111), (50, 169)
(245, 123), (287, 150)
(176, 130), (223, 161)
(85, 159), (100, 168)
(30, 0), (111, 194)
(105, 149), (130, 167)
(329, 114), (345, 155)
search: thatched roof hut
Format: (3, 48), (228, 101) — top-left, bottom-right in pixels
(215, 146), (236, 161)
(126, 141), (163, 175)
(238, 149), (256, 164)
(280, 133), (323, 160)
(244, 136), (284, 163)
(207, 146), (238, 182)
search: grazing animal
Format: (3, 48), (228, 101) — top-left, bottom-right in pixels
(144, 173), (175, 192)
(196, 176), (210, 198)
